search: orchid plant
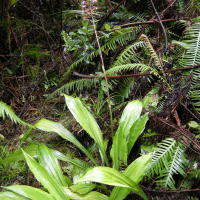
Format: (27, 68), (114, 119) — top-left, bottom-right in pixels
(0, 91), (156, 199)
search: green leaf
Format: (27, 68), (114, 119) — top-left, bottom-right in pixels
(128, 113), (149, 154)
(4, 185), (54, 200)
(78, 28), (87, 35)
(110, 153), (152, 200)
(20, 128), (33, 142)
(110, 125), (128, 170)
(10, 0), (18, 6)
(34, 118), (98, 166)
(37, 144), (68, 186)
(110, 100), (143, 170)
(188, 121), (199, 128)
(118, 100), (143, 138)
(105, 24), (110, 30)
(63, 187), (109, 200)
(70, 183), (96, 195)
(0, 191), (29, 200)
(114, 25), (121, 30)
(22, 150), (70, 200)
(53, 150), (86, 170)
(63, 94), (108, 166)
(0, 144), (38, 164)
(76, 166), (148, 200)
(82, 20), (89, 28)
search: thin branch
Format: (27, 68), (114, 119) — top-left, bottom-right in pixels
(73, 64), (200, 79)
(120, 19), (176, 28)
(150, 0), (168, 53)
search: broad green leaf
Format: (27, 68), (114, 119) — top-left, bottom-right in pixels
(128, 113), (149, 154)
(110, 153), (152, 200)
(63, 187), (109, 200)
(76, 167), (148, 200)
(0, 144), (38, 164)
(22, 150), (69, 200)
(35, 118), (98, 166)
(4, 185), (54, 200)
(63, 94), (108, 166)
(110, 100), (143, 170)
(70, 183), (96, 195)
(38, 144), (68, 186)
(72, 158), (89, 184)
(118, 100), (143, 138)
(53, 150), (86, 170)
(110, 126), (128, 170)
(0, 191), (29, 200)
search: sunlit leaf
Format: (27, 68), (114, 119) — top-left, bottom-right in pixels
(63, 94), (108, 166)
(37, 144), (68, 186)
(63, 187), (109, 200)
(110, 100), (143, 170)
(110, 153), (152, 200)
(70, 183), (96, 195)
(34, 118), (98, 166)
(4, 185), (54, 200)
(0, 191), (29, 200)
(0, 144), (38, 164)
(53, 150), (86, 170)
(76, 167), (148, 200)
(128, 113), (149, 154)
(22, 150), (70, 200)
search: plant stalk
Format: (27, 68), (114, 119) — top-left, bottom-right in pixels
(90, 1), (114, 141)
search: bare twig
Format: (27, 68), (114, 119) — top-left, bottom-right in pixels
(73, 64), (200, 79)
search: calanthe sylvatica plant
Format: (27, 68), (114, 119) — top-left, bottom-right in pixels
(0, 92), (154, 200)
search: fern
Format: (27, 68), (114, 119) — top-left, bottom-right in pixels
(111, 78), (134, 103)
(99, 27), (137, 51)
(47, 78), (100, 100)
(150, 138), (187, 189)
(106, 63), (160, 77)
(0, 101), (33, 128)
(112, 41), (145, 66)
(175, 22), (200, 110)
(179, 22), (200, 67)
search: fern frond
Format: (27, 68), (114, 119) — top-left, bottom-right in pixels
(112, 41), (145, 66)
(176, 22), (200, 110)
(150, 138), (177, 176)
(185, 0), (200, 17)
(100, 27), (137, 51)
(156, 142), (187, 189)
(61, 57), (86, 79)
(105, 63), (166, 84)
(139, 34), (162, 69)
(0, 101), (33, 128)
(47, 78), (100, 99)
(179, 22), (200, 67)
(111, 78), (134, 103)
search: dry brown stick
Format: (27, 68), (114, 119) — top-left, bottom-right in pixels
(120, 19), (176, 28)
(160, 0), (177, 16)
(105, 0), (112, 8)
(73, 64), (200, 79)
